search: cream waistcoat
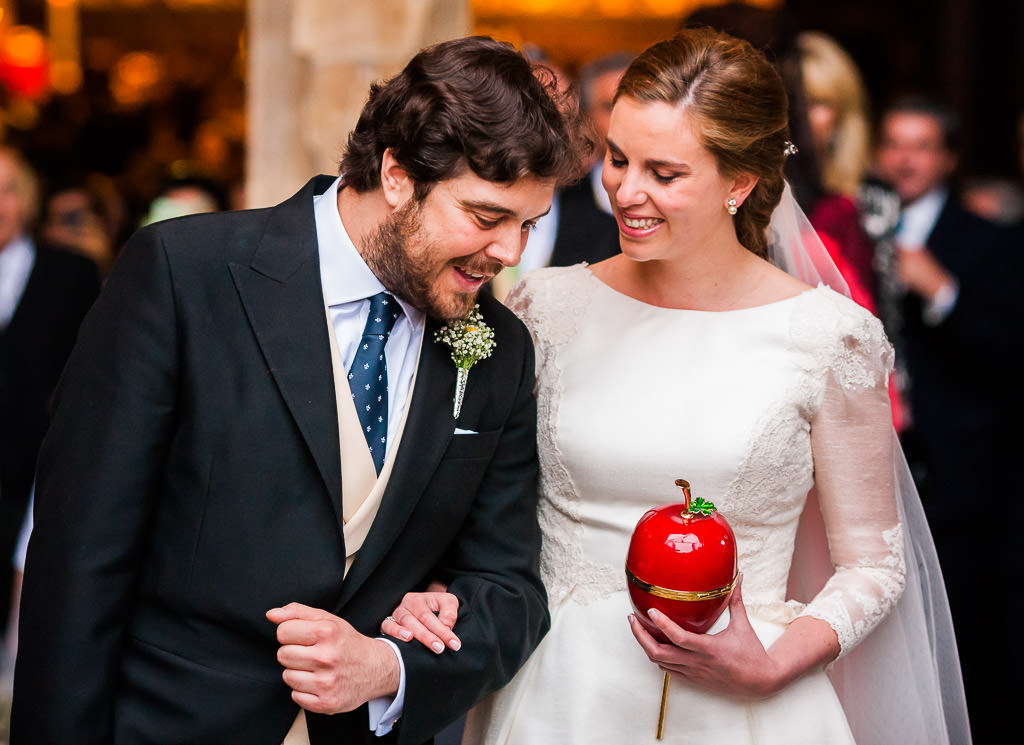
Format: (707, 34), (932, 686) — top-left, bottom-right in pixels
(282, 307), (422, 745)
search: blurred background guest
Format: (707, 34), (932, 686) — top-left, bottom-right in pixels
(874, 95), (1024, 745)
(961, 175), (1024, 227)
(140, 171), (227, 226)
(795, 30), (877, 308)
(0, 146), (99, 670)
(493, 48), (625, 301)
(539, 50), (630, 269)
(38, 173), (124, 278)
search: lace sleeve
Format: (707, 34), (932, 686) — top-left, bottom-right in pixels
(798, 305), (906, 659)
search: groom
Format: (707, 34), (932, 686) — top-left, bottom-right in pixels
(12, 37), (587, 744)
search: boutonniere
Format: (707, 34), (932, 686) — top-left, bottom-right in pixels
(435, 304), (496, 419)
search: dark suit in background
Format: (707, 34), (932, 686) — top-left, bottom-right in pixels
(0, 245), (98, 635)
(899, 196), (1023, 744)
(548, 176), (619, 267)
(12, 177), (547, 745)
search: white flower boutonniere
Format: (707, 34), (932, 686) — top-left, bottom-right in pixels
(435, 304), (496, 419)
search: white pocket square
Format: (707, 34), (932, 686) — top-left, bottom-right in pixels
(454, 428), (478, 435)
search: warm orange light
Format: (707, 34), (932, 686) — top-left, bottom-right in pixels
(51, 57), (82, 92)
(4, 26), (46, 65)
(472, 0), (782, 17)
(110, 50), (164, 105)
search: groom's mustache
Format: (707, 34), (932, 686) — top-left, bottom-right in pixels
(449, 258), (506, 281)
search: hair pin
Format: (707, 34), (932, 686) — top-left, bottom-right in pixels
(784, 141), (799, 156)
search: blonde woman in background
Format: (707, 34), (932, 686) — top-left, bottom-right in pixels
(796, 31), (912, 431)
(795, 31), (879, 311)
(797, 31), (871, 200)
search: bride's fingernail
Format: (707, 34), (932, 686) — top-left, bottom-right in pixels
(448, 639), (462, 651)
(400, 630), (412, 641)
(431, 641), (444, 653)
(647, 608), (660, 620)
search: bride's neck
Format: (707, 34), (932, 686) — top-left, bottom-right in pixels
(604, 240), (766, 311)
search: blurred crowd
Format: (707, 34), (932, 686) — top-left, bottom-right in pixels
(0, 47), (242, 739)
(2, 3), (1023, 743)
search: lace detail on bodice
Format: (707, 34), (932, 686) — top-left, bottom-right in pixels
(507, 266), (622, 604)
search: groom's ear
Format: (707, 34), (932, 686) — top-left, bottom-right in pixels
(380, 148), (415, 209)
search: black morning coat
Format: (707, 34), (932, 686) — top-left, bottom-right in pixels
(12, 176), (548, 745)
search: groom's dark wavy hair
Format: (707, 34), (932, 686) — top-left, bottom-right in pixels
(340, 36), (592, 198)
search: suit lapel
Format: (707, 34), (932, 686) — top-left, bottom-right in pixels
(927, 199), (979, 277)
(229, 176), (345, 525)
(337, 315), (456, 605)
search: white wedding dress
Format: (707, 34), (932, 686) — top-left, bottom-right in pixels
(463, 264), (908, 745)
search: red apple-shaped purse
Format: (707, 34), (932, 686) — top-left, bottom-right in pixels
(625, 479), (738, 738)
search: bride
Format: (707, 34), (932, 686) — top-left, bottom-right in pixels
(384, 28), (968, 744)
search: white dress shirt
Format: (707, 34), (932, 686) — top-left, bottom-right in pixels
(896, 186), (947, 248)
(313, 177), (422, 735)
(589, 161), (613, 215)
(0, 236), (35, 330)
(895, 186), (959, 324)
(518, 191), (560, 274)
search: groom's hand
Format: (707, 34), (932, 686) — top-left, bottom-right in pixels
(267, 603), (401, 714)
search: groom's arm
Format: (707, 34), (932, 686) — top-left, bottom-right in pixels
(394, 317), (548, 745)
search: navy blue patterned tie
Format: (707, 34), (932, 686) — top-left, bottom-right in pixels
(347, 292), (401, 474)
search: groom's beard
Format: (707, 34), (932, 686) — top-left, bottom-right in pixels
(360, 198), (500, 320)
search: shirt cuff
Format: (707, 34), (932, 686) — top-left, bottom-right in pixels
(923, 279), (959, 325)
(367, 638), (405, 736)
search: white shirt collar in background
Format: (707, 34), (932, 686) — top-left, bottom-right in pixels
(518, 191), (560, 274)
(0, 236), (35, 330)
(590, 161), (613, 215)
(896, 187), (948, 249)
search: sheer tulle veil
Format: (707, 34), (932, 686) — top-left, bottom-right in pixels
(768, 183), (971, 744)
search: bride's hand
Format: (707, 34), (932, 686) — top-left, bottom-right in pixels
(627, 575), (786, 699)
(381, 582), (461, 654)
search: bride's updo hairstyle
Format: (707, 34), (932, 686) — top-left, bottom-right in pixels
(616, 27), (789, 258)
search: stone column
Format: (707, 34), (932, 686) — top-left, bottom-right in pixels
(246, 0), (471, 208)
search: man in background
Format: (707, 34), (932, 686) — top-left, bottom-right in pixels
(875, 96), (1023, 745)
(493, 51), (628, 301)
(0, 147), (98, 672)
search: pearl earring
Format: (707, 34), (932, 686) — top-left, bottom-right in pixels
(726, 198), (738, 215)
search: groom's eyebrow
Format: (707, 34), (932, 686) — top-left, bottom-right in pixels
(460, 198), (515, 216)
(460, 198), (551, 221)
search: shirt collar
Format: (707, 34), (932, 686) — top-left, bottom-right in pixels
(314, 177), (424, 329)
(897, 186), (948, 246)
(590, 162), (613, 215)
(0, 234), (34, 268)
(0, 234), (35, 328)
